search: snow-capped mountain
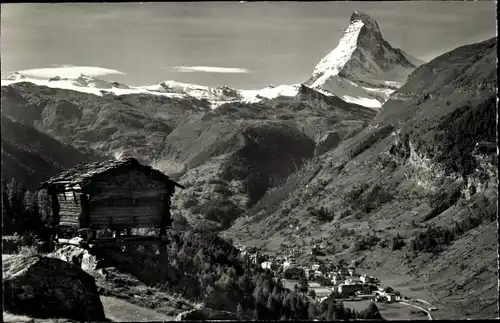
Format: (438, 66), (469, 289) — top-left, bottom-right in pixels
(1, 11), (424, 110)
(141, 80), (243, 101)
(4, 72), (26, 81)
(1, 73), (301, 109)
(305, 10), (424, 108)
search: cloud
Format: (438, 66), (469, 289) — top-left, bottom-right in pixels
(51, 64), (76, 68)
(17, 66), (126, 79)
(171, 66), (250, 74)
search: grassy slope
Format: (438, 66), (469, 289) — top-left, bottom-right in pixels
(225, 37), (498, 319)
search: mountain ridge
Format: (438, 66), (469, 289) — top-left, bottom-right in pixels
(305, 11), (422, 108)
(1, 11), (422, 110)
(224, 36), (497, 320)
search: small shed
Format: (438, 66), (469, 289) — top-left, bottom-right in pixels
(38, 158), (184, 239)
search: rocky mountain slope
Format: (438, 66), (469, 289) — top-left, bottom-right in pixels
(166, 85), (377, 229)
(224, 37), (498, 319)
(2, 54), (378, 229)
(305, 11), (423, 108)
(0, 11), (417, 193)
(0, 82), (212, 164)
(1, 114), (104, 189)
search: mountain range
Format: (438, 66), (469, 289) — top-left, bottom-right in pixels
(0, 11), (497, 319)
(2, 11), (423, 110)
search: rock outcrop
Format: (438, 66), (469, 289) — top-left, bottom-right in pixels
(50, 244), (177, 285)
(2, 254), (105, 321)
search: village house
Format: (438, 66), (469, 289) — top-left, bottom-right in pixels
(360, 274), (369, 284)
(38, 157), (184, 247)
(386, 294), (394, 303)
(283, 260), (293, 270)
(337, 267), (349, 276)
(348, 267), (356, 276)
(331, 275), (341, 285)
(314, 270), (324, 278)
(261, 261), (272, 270)
(344, 276), (363, 285)
(337, 283), (363, 295)
(311, 264), (320, 271)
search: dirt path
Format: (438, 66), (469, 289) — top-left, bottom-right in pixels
(400, 301), (433, 320)
(100, 296), (174, 322)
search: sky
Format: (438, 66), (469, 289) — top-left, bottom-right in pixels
(0, 2), (496, 89)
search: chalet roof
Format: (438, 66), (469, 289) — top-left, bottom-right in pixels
(39, 157), (184, 190)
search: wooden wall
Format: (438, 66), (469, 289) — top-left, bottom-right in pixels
(88, 168), (172, 229)
(57, 190), (82, 226)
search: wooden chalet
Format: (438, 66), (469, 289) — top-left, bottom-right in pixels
(38, 157), (184, 245)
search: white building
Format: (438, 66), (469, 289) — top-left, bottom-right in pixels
(360, 275), (375, 284)
(331, 276), (340, 285)
(314, 270), (324, 278)
(344, 276), (362, 285)
(311, 264), (320, 271)
(261, 261), (272, 269)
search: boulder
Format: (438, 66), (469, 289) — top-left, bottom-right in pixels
(50, 244), (87, 266)
(175, 308), (252, 321)
(50, 245), (103, 275)
(3, 254), (106, 321)
(81, 251), (100, 273)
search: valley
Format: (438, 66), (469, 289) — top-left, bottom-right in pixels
(1, 7), (497, 322)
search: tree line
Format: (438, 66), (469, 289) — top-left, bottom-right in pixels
(2, 178), (49, 237)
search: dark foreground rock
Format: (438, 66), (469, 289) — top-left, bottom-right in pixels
(50, 244), (177, 285)
(175, 308), (253, 321)
(3, 254), (106, 321)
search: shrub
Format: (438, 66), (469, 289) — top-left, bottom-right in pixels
(424, 184), (462, 221)
(182, 195), (198, 209)
(432, 96), (496, 176)
(194, 199), (243, 229)
(339, 228), (355, 237)
(309, 206), (334, 222)
(208, 178), (229, 186)
(213, 184), (233, 197)
(343, 182), (393, 215)
(357, 302), (383, 320)
(172, 213), (190, 229)
(348, 125), (395, 159)
(354, 235), (380, 251)
(392, 234), (405, 250)
(410, 225), (454, 254)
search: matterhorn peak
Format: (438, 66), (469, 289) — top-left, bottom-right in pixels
(350, 10), (383, 41)
(350, 11), (379, 29)
(304, 11), (422, 108)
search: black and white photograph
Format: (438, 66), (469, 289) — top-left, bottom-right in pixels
(1, 1), (498, 321)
